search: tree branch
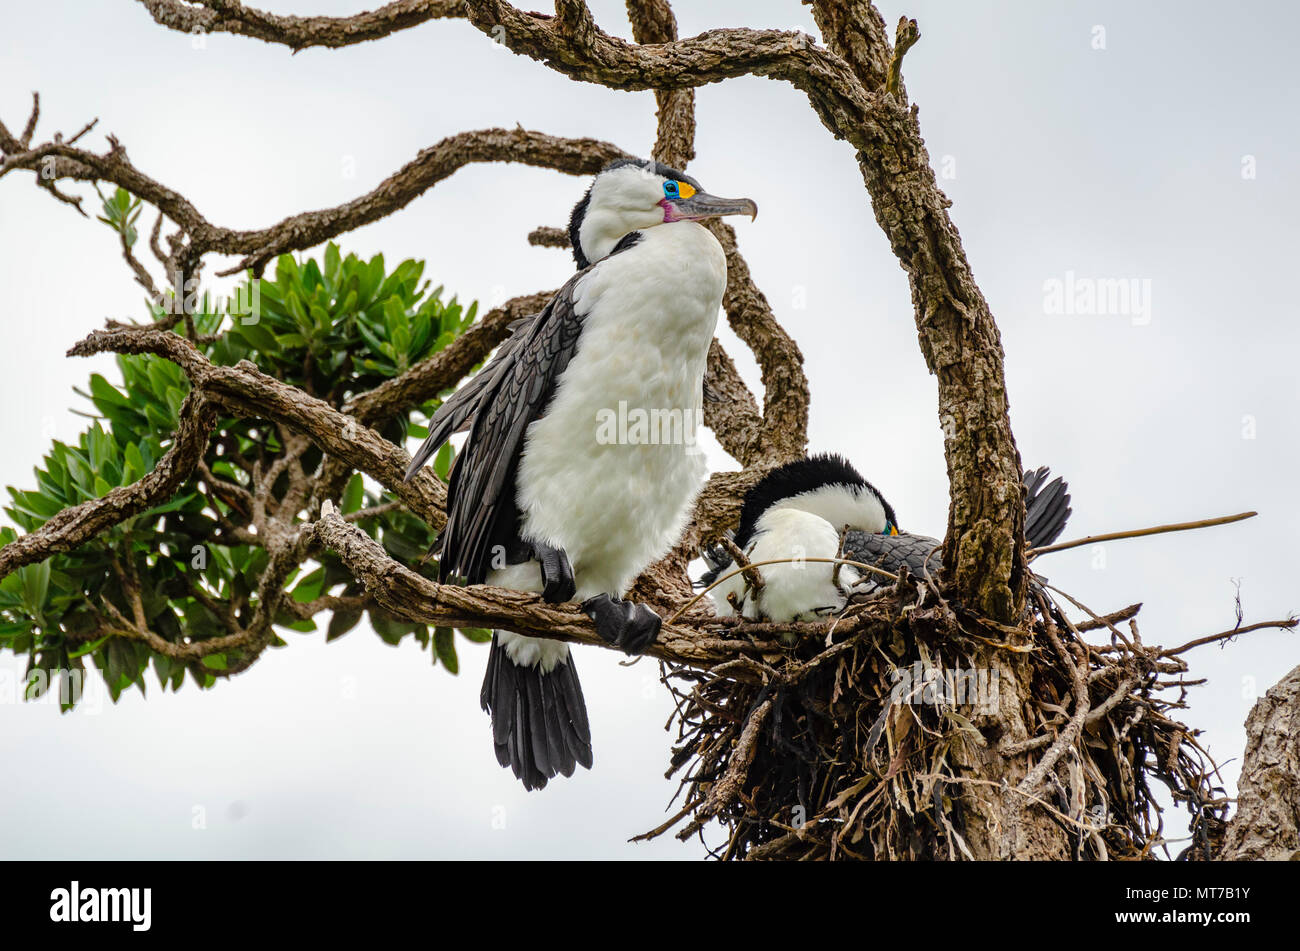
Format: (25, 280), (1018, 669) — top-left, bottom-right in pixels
(0, 120), (629, 276)
(66, 326), (448, 529)
(133, 0), (464, 50)
(0, 391), (218, 581)
(1220, 663), (1300, 860)
(626, 0), (695, 169)
(311, 503), (817, 673)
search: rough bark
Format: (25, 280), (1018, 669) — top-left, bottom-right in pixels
(1220, 664), (1300, 860)
(133, 0), (464, 50)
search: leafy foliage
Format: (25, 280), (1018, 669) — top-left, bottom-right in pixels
(1, 197), (489, 709)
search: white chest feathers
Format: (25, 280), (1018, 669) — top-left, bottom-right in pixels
(514, 222), (727, 597)
(711, 508), (862, 622)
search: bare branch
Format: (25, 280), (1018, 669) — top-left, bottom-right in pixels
(19, 92), (40, 147)
(884, 16), (919, 98)
(133, 0), (464, 50)
(703, 340), (764, 464)
(1220, 663), (1300, 860)
(310, 504), (836, 673)
(0, 121), (629, 276)
(526, 226), (569, 248)
(626, 0), (695, 169)
(709, 221), (808, 465)
(805, 1), (893, 91)
(1161, 618), (1298, 659)
(462, 1), (869, 116)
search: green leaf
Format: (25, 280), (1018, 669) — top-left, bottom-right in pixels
(232, 320), (279, 354)
(341, 473), (365, 515)
(122, 442), (146, 482)
(89, 373), (132, 410)
(68, 633), (111, 658)
(291, 565), (325, 603)
(434, 626), (458, 674)
(326, 603), (364, 642)
(18, 559), (51, 615)
(433, 442), (454, 481)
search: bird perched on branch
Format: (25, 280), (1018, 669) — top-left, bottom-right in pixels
(701, 457), (1071, 621)
(405, 158), (757, 790)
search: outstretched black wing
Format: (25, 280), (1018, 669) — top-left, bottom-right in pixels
(1023, 466), (1072, 549)
(406, 272), (587, 585)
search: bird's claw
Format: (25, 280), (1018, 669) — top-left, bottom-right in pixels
(533, 541), (576, 603)
(581, 594), (661, 655)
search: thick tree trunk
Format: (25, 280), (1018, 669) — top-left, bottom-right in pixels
(1220, 664), (1300, 860)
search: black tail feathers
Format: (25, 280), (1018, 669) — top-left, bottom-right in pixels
(1023, 466), (1073, 549)
(480, 633), (593, 791)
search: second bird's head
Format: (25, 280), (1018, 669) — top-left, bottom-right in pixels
(569, 158), (758, 268)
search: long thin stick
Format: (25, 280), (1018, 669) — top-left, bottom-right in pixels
(1160, 618), (1297, 658)
(1029, 511), (1256, 558)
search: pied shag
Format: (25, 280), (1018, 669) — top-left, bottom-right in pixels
(703, 454), (898, 622)
(702, 455), (1072, 621)
(404, 158), (757, 790)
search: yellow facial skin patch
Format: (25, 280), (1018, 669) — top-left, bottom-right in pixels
(676, 181), (696, 199)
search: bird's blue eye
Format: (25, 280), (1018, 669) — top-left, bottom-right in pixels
(663, 181), (679, 198)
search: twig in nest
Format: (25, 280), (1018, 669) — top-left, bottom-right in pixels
(629, 798), (703, 843)
(830, 525), (848, 594)
(722, 535), (764, 597)
(1076, 602), (1142, 632)
(678, 698), (773, 840)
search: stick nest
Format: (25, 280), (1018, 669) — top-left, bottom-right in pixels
(640, 568), (1230, 861)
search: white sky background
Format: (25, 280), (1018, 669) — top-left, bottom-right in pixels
(1, 0), (1297, 859)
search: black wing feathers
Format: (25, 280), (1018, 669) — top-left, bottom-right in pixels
(430, 274), (587, 584)
(1023, 466), (1073, 549)
(402, 313), (540, 481)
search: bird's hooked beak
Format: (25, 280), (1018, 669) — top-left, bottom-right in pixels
(662, 191), (758, 224)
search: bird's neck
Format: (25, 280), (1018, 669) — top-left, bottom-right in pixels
(578, 210), (639, 265)
(580, 216), (718, 266)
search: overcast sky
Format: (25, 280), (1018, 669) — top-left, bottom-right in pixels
(2, 0), (1297, 859)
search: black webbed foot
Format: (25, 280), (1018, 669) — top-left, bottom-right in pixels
(621, 602), (661, 655)
(532, 541), (576, 603)
(581, 594), (661, 655)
